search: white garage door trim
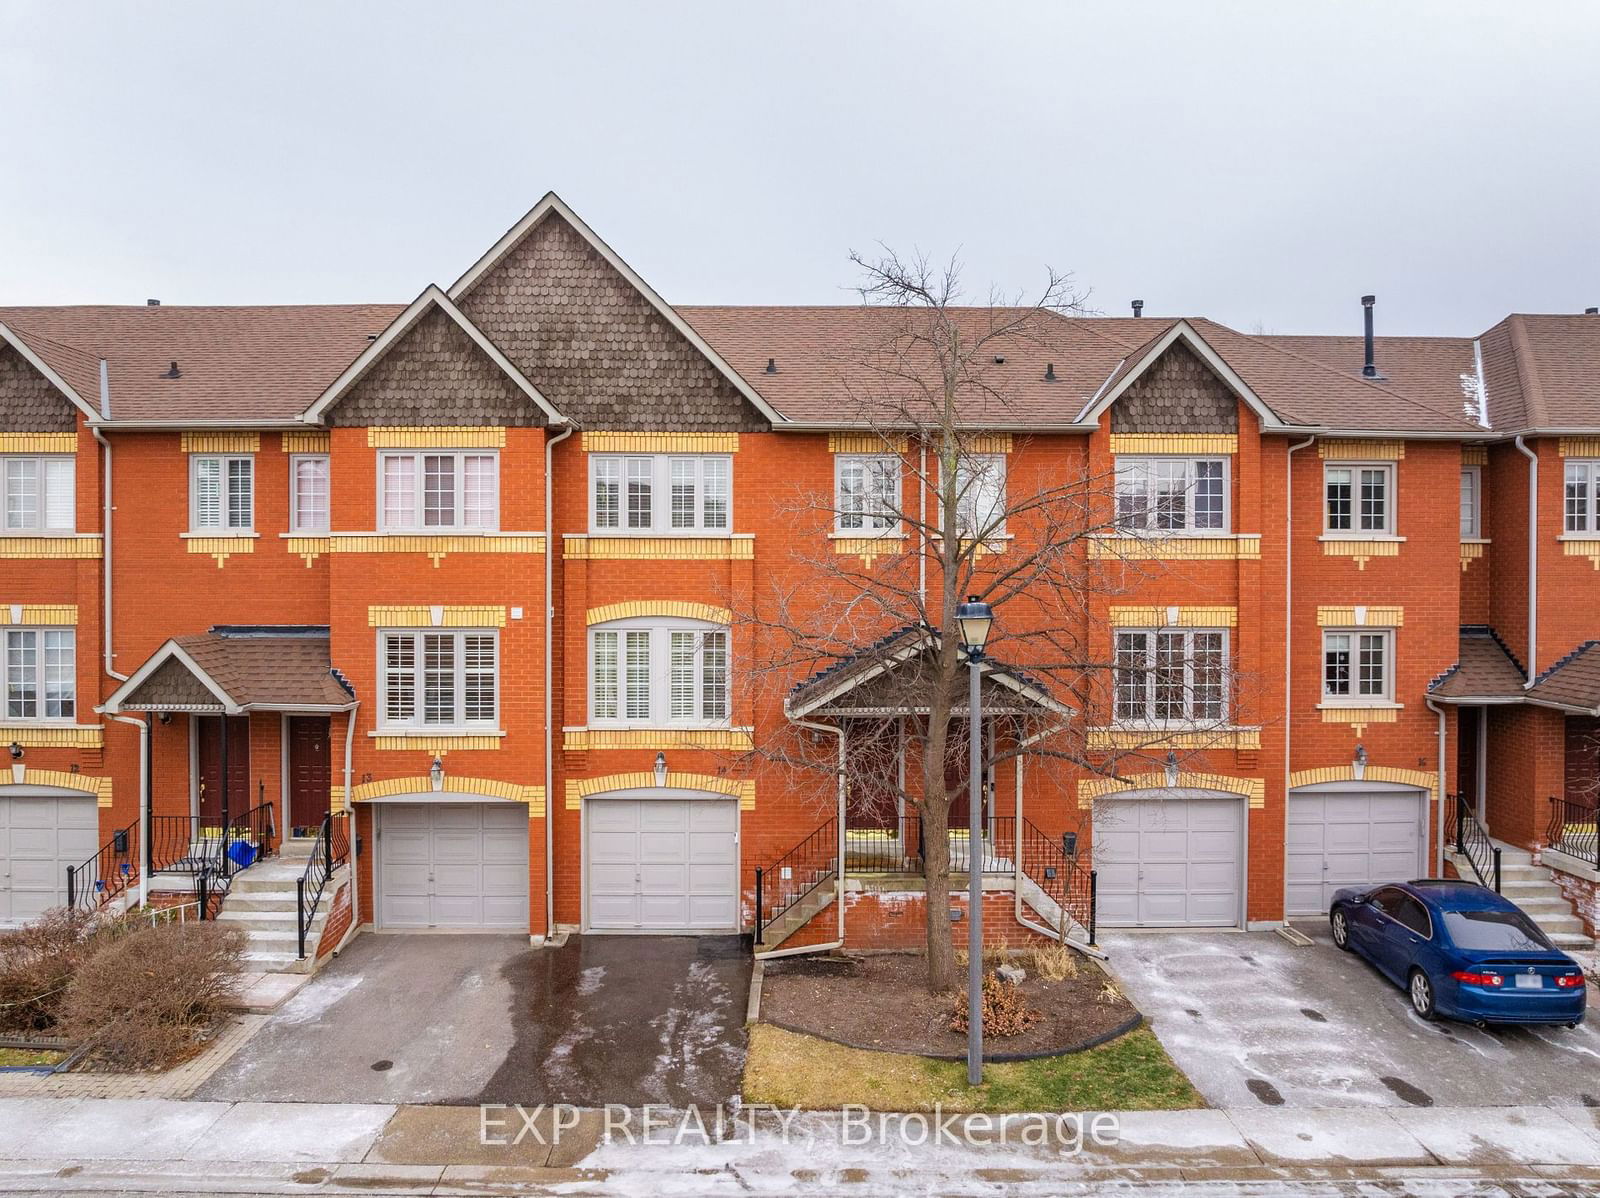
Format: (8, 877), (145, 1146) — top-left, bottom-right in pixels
(582, 789), (740, 935)
(1286, 782), (1427, 918)
(0, 787), (103, 928)
(1094, 790), (1247, 929)
(374, 799), (530, 932)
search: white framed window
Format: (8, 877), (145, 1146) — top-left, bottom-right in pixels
(1459, 465), (1481, 539)
(190, 455), (254, 532)
(3, 455), (74, 533)
(589, 619), (730, 726)
(1565, 461), (1600, 534)
(589, 454), (731, 534)
(1112, 628), (1227, 724)
(4, 627), (75, 720)
(949, 453), (1007, 538)
(379, 629), (498, 730)
(1114, 457), (1228, 532)
(1322, 629), (1393, 704)
(836, 454), (900, 532)
(289, 454), (330, 534)
(1324, 463), (1393, 535)
(379, 451), (498, 531)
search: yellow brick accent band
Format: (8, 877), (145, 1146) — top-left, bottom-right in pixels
(828, 433), (908, 454)
(184, 537), (255, 567)
(1318, 439), (1404, 460)
(6, 767), (113, 807)
(967, 434), (1015, 454)
(563, 536), (752, 560)
(0, 604), (77, 625)
(1109, 434), (1238, 455)
(1462, 445), (1488, 466)
(371, 735), (503, 752)
(181, 432), (260, 454)
(1319, 539), (1400, 569)
(0, 536), (102, 560)
(330, 785), (348, 814)
(1559, 438), (1600, 459)
(1085, 728), (1261, 751)
(563, 729), (755, 751)
(367, 605), (508, 628)
(0, 724), (103, 749)
(1107, 606), (1238, 628)
(832, 536), (907, 564)
(582, 432), (740, 454)
(1078, 771), (1264, 808)
(350, 774), (540, 805)
(1289, 764), (1437, 798)
(1460, 542), (1485, 571)
(329, 534), (544, 567)
(285, 536), (331, 567)
(282, 431), (331, 454)
(564, 772), (754, 811)
(0, 433), (75, 453)
(1319, 706), (1400, 737)
(1316, 606), (1405, 627)
(1562, 540), (1600, 570)
(1088, 536), (1260, 561)
(586, 601), (731, 626)
(366, 426), (507, 449)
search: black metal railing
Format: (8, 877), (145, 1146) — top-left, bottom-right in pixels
(1547, 795), (1600, 870)
(65, 819), (139, 913)
(297, 811), (349, 959)
(146, 802), (276, 917)
(845, 814), (1017, 875)
(753, 817), (838, 944)
(1016, 816), (1098, 946)
(1446, 792), (1501, 892)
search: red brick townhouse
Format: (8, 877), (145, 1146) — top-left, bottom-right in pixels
(0, 193), (1596, 963)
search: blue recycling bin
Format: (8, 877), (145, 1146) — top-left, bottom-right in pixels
(228, 840), (257, 870)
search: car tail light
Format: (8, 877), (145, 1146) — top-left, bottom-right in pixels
(1452, 970), (1503, 987)
(1556, 974), (1586, 989)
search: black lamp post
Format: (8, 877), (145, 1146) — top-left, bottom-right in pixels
(954, 594), (995, 1086)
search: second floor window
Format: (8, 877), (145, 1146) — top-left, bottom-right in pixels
(1460, 466), (1481, 538)
(952, 453), (1006, 537)
(591, 455), (731, 533)
(5, 627), (74, 720)
(191, 455), (254, 531)
(836, 454), (900, 532)
(381, 630), (497, 728)
(290, 455), (330, 534)
(381, 451), (497, 531)
(3, 455), (74, 533)
(1323, 629), (1392, 703)
(1113, 628), (1226, 723)
(1114, 457), (1226, 532)
(1325, 464), (1392, 535)
(590, 621), (729, 725)
(1565, 461), (1600, 533)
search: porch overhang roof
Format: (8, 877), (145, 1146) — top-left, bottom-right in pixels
(103, 627), (355, 715)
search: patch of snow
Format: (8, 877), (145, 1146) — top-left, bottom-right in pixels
(577, 965), (607, 996)
(273, 972), (364, 1026)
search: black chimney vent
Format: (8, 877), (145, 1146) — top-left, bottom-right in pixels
(1044, 362), (1057, 382)
(1361, 295), (1379, 379)
(146, 298), (160, 307)
(162, 360), (181, 379)
(1587, 307), (1598, 316)
(765, 357), (777, 374)
(1131, 299), (1144, 318)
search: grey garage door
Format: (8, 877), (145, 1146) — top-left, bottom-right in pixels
(1095, 795), (1244, 927)
(0, 793), (101, 927)
(586, 796), (739, 932)
(377, 802), (529, 930)
(1286, 787), (1424, 917)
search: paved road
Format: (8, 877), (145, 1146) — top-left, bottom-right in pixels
(197, 932), (749, 1107)
(1103, 928), (1600, 1109)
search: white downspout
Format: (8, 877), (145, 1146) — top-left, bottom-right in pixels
(1284, 435), (1317, 917)
(1515, 435), (1538, 683)
(1425, 697), (1448, 875)
(110, 713), (148, 906)
(543, 424), (574, 944)
(91, 359), (127, 683)
(760, 715), (846, 959)
(342, 701), (360, 930)
(918, 439), (928, 606)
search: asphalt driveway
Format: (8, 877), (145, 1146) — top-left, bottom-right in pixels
(198, 933), (749, 1107)
(1103, 928), (1600, 1109)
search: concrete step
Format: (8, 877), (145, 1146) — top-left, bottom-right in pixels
(756, 875), (837, 951)
(220, 894), (300, 913)
(216, 911), (327, 934)
(242, 950), (312, 974)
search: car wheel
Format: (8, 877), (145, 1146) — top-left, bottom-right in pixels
(1330, 907), (1352, 951)
(1409, 969), (1437, 1021)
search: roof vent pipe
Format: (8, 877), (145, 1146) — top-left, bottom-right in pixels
(146, 299), (160, 307)
(162, 361), (181, 379)
(765, 357), (777, 374)
(1044, 363), (1057, 382)
(1131, 300), (1144, 318)
(1361, 295), (1378, 378)
(1586, 307), (1598, 315)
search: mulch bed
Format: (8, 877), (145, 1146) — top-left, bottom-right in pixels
(760, 952), (1142, 1060)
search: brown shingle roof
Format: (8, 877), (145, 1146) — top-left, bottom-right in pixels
(1429, 628), (1526, 700)
(1527, 641), (1600, 712)
(142, 630), (353, 710)
(1478, 314), (1600, 431)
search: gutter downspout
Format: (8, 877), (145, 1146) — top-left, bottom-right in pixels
(1425, 697), (1448, 874)
(342, 700), (360, 931)
(918, 439), (928, 607)
(1284, 435), (1317, 918)
(1514, 436), (1538, 683)
(110, 713), (148, 906)
(543, 425), (574, 944)
(91, 359), (127, 683)
(762, 714), (846, 958)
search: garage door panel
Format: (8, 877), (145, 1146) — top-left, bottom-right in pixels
(1188, 860), (1239, 889)
(640, 863), (689, 893)
(639, 895), (689, 925)
(1139, 831), (1193, 860)
(1187, 892), (1241, 923)
(1286, 789), (1422, 916)
(639, 802), (688, 833)
(639, 832), (688, 861)
(1094, 797), (1242, 928)
(377, 803), (528, 931)
(585, 796), (738, 933)
(1324, 824), (1374, 854)
(588, 802), (639, 833)
(589, 832), (639, 864)
(1, 795), (103, 927)
(1188, 830), (1239, 860)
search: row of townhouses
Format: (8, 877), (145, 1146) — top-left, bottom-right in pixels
(1, 193), (1597, 966)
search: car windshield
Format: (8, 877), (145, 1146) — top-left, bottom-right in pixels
(1441, 908), (1553, 952)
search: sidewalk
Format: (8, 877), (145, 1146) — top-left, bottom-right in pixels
(0, 1097), (1598, 1194)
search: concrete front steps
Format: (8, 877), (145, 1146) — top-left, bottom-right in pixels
(754, 872), (836, 952)
(214, 837), (344, 973)
(1448, 843), (1595, 951)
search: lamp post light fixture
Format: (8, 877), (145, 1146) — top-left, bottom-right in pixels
(953, 595), (995, 1086)
(654, 752), (669, 787)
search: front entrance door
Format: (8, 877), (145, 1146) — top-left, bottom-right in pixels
(943, 719), (990, 829)
(196, 716), (249, 823)
(287, 716), (332, 833)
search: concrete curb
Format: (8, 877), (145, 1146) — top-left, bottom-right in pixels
(745, 958), (764, 1025)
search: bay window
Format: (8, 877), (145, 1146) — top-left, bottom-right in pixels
(4, 628), (75, 720)
(1113, 628), (1227, 723)
(590, 620), (730, 726)
(590, 454), (731, 533)
(190, 454), (254, 532)
(1323, 629), (1392, 703)
(380, 451), (497, 531)
(1114, 457), (1227, 532)
(380, 630), (498, 729)
(3, 455), (74, 533)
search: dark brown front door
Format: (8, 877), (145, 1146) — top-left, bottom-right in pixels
(288, 716), (332, 832)
(846, 719), (900, 831)
(196, 716), (249, 823)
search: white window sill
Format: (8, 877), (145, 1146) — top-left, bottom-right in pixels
(585, 723), (735, 732)
(1318, 533), (1405, 543)
(0, 529), (79, 538)
(182, 530), (259, 539)
(372, 528), (504, 537)
(281, 529), (331, 538)
(370, 729), (506, 739)
(1460, 537), (1491, 545)
(1104, 722), (1253, 732)
(584, 529), (735, 538)
(0, 719), (82, 728)
(829, 529), (905, 540)
(1556, 534), (1600, 542)
(1095, 529), (1241, 539)
(1315, 701), (1403, 711)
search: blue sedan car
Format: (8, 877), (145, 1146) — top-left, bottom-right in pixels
(1329, 880), (1587, 1027)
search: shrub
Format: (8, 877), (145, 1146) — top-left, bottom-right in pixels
(61, 921), (245, 1070)
(949, 971), (1041, 1039)
(0, 909), (101, 1034)
(1029, 942), (1079, 982)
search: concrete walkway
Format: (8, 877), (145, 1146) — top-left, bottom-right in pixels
(1, 1097), (1599, 1194)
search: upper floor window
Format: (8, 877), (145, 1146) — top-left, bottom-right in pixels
(589, 619), (729, 726)
(4, 627), (74, 720)
(590, 455), (731, 534)
(290, 454), (330, 534)
(1113, 628), (1227, 724)
(1114, 457), (1227, 532)
(951, 453), (1007, 538)
(191, 455), (253, 532)
(1322, 629), (1392, 704)
(3, 455), (74, 533)
(1565, 461), (1600, 534)
(836, 454), (900, 532)
(380, 629), (497, 729)
(1325, 464), (1392, 535)
(381, 451), (497, 531)
(1459, 466), (1482, 538)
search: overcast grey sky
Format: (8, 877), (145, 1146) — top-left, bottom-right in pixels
(3, 1), (1597, 336)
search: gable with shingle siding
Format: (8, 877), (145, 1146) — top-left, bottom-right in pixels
(126, 656), (222, 709)
(0, 343), (78, 432)
(1109, 341), (1239, 434)
(325, 306), (546, 427)
(457, 212), (767, 431)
